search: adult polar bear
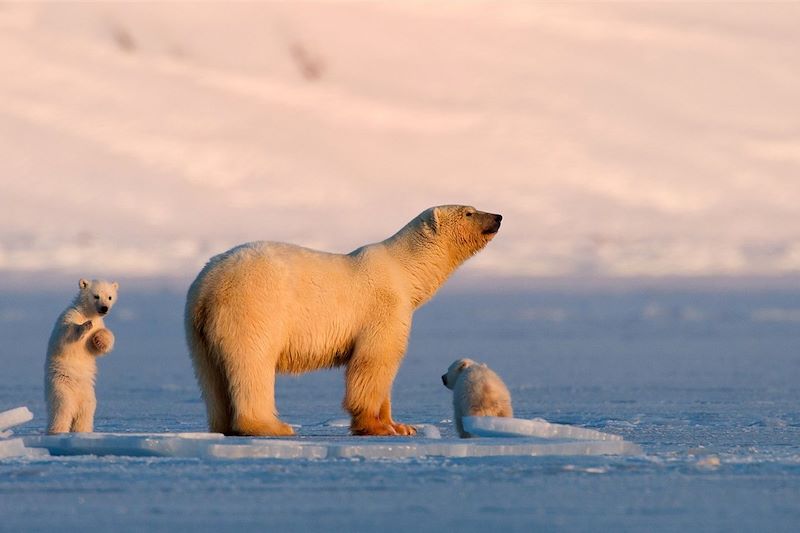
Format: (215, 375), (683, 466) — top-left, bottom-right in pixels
(185, 205), (502, 436)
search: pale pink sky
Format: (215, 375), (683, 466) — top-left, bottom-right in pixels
(1, 2), (799, 279)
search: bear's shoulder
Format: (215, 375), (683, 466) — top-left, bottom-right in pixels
(61, 307), (85, 325)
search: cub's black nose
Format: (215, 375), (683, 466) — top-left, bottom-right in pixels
(441, 374), (447, 386)
(100, 306), (109, 314)
(494, 214), (503, 222)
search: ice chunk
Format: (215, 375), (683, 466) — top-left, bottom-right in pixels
(0, 406), (33, 432)
(0, 438), (28, 458)
(23, 433), (226, 458)
(415, 424), (442, 439)
(463, 416), (623, 441)
(210, 440), (328, 460)
(0, 438), (49, 459)
(23, 432), (641, 459)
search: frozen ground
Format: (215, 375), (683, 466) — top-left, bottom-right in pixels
(1, 284), (799, 532)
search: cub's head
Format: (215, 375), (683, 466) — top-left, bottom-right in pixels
(441, 358), (477, 390)
(421, 205), (502, 263)
(78, 278), (119, 317)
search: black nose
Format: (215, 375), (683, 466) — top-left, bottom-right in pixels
(441, 375), (447, 386)
(100, 306), (109, 314)
(494, 214), (503, 222)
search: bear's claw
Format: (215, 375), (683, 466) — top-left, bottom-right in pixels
(390, 422), (417, 436)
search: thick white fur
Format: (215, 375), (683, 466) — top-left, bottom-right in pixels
(442, 358), (513, 438)
(185, 205), (501, 436)
(45, 279), (118, 434)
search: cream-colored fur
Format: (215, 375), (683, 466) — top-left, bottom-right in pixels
(442, 358), (513, 438)
(185, 205), (502, 436)
(45, 278), (118, 434)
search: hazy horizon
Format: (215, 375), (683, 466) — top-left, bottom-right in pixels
(2, 2), (799, 282)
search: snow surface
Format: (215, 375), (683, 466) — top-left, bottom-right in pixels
(2, 287), (799, 532)
(1, 2), (800, 279)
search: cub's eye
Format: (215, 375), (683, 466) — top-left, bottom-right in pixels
(465, 212), (473, 217)
(108, 296), (113, 301)
(94, 295), (100, 300)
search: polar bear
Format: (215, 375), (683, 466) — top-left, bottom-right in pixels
(186, 205), (502, 437)
(441, 358), (513, 438)
(45, 279), (118, 434)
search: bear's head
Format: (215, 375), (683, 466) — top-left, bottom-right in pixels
(422, 205), (502, 263)
(441, 358), (477, 390)
(77, 278), (119, 317)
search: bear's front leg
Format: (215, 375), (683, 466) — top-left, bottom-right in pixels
(89, 328), (115, 356)
(379, 396), (416, 436)
(344, 328), (413, 436)
(68, 319), (93, 342)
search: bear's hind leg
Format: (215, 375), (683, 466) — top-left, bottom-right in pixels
(225, 347), (294, 437)
(71, 393), (96, 433)
(47, 388), (77, 434)
(192, 346), (234, 434)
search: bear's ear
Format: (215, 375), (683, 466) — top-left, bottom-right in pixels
(429, 207), (441, 234)
(79, 278), (90, 290)
(112, 282), (119, 291)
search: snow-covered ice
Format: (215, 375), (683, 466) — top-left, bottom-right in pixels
(2, 285), (800, 531)
(22, 431), (640, 460)
(463, 416), (623, 441)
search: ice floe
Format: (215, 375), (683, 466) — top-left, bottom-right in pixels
(5, 407), (641, 460)
(22, 429), (641, 460)
(462, 416), (623, 441)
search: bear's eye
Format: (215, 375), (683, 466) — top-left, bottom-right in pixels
(108, 296), (112, 301)
(465, 212), (473, 217)
(94, 295), (100, 300)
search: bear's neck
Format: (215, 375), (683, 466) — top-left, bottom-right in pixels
(382, 227), (461, 308)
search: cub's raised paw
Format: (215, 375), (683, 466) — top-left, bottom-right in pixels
(89, 328), (115, 355)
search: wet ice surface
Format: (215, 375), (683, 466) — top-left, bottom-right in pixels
(1, 286), (800, 532)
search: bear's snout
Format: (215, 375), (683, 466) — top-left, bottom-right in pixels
(99, 305), (109, 314)
(441, 374), (448, 386)
(481, 212), (503, 235)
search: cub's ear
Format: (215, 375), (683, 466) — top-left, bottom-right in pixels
(112, 282), (119, 291)
(79, 278), (90, 290)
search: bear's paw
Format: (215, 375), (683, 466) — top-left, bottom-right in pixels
(89, 328), (115, 355)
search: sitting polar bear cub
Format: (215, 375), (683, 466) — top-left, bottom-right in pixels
(45, 278), (118, 434)
(442, 358), (513, 438)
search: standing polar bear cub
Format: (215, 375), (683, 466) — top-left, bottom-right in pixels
(442, 358), (513, 438)
(45, 279), (118, 434)
(186, 205), (502, 436)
